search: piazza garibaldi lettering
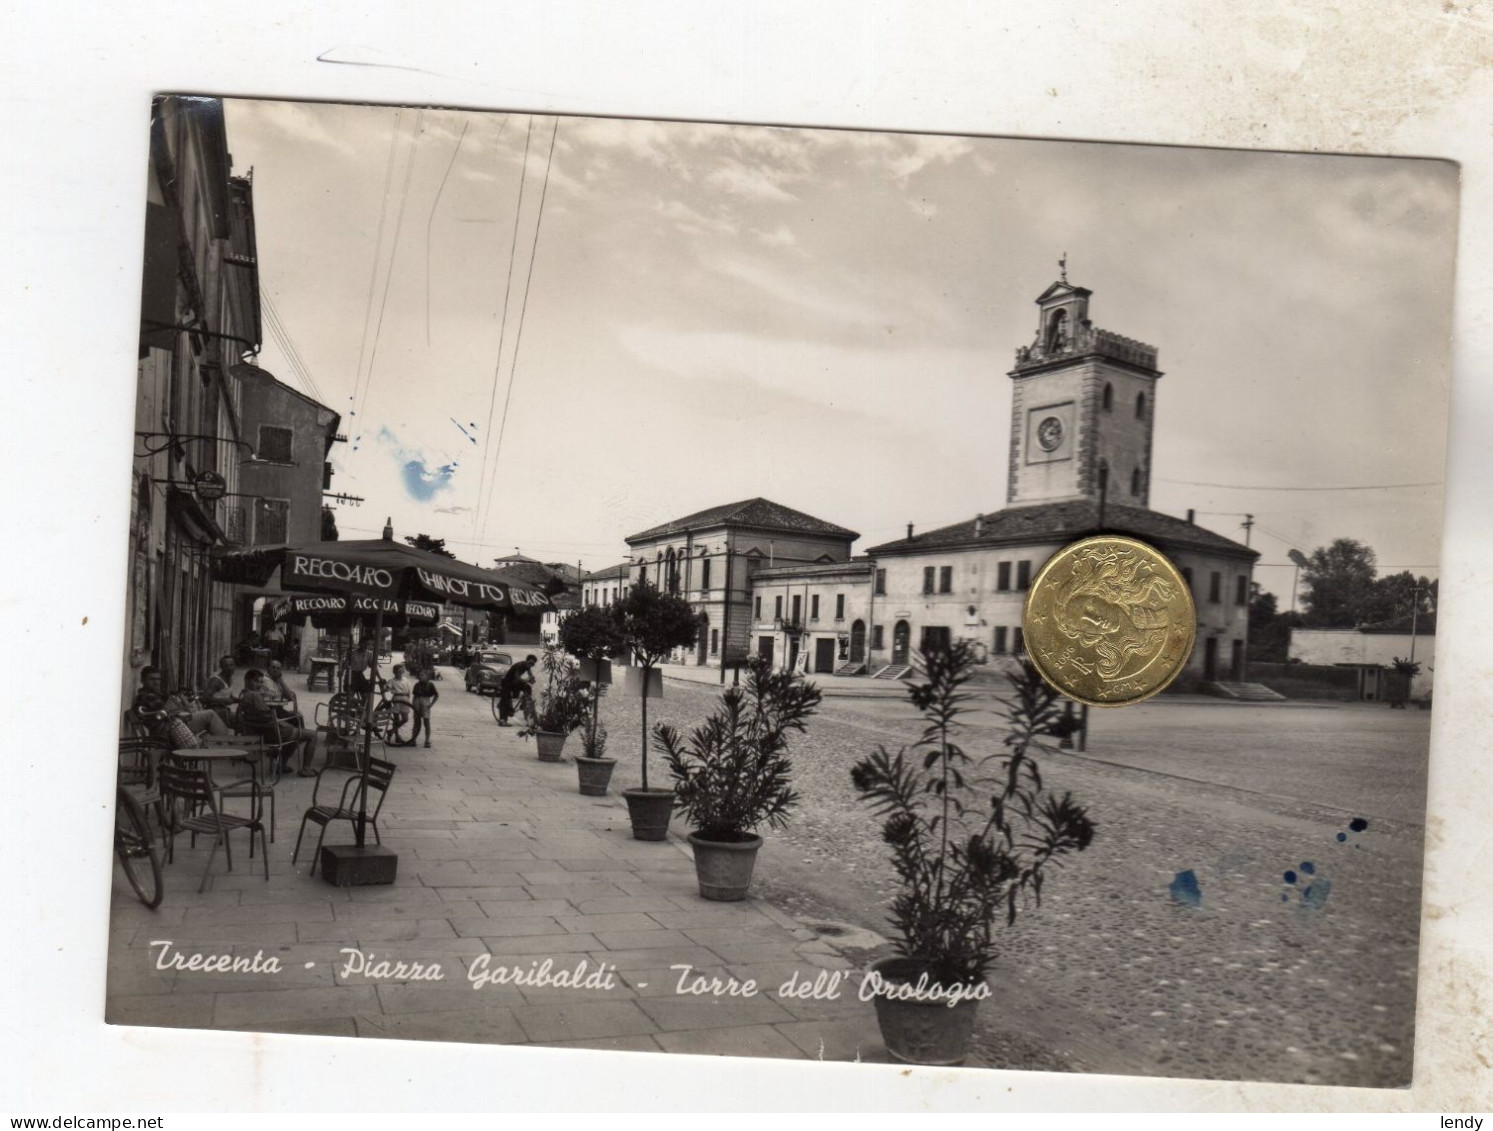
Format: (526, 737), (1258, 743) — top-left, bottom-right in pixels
(286, 554), (550, 608)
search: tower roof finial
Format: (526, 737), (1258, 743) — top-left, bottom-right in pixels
(1059, 252), (1068, 284)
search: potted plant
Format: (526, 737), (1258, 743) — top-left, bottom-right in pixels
(851, 640), (1096, 1066)
(519, 646), (588, 761)
(656, 659), (821, 900)
(1388, 657), (1419, 709)
(611, 580), (700, 840)
(560, 605), (629, 795)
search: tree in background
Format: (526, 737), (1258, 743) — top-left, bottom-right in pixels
(1247, 582), (1301, 662)
(405, 533), (456, 558)
(1291, 538), (1436, 630)
(1359, 571), (1437, 627)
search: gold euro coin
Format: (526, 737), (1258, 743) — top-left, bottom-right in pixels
(1022, 535), (1196, 707)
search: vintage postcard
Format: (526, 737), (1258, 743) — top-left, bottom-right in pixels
(108, 94), (1456, 1088)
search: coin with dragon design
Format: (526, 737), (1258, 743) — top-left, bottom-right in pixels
(1022, 535), (1196, 706)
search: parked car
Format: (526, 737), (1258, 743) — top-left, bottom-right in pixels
(465, 651), (514, 695)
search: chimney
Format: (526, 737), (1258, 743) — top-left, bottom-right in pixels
(907, 522), (914, 540)
(1186, 509), (1195, 525)
(381, 516), (394, 541)
(974, 513), (984, 537)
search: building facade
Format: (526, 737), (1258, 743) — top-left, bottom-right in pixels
(233, 363), (341, 665)
(623, 498), (859, 667)
(863, 277), (1256, 686)
(580, 562), (630, 610)
(601, 277), (1255, 689)
(746, 559), (877, 674)
(126, 98), (263, 703)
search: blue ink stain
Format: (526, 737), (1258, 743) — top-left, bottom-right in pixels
(1282, 865), (1332, 911)
(401, 459), (458, 502)
(1168, 870), (1202, 908)
(1300, 876), (1332, 910)
(1336, 832), (1347, 842)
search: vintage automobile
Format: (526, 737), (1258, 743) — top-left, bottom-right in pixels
(464, 650), (514, 695)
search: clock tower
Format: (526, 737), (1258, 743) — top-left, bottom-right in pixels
(1006, 272), (1163, 508)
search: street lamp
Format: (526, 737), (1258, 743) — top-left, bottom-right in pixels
(1287, 548), (1309, 613)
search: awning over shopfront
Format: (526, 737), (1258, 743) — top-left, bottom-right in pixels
(211, 538), (556, 613)
(282, 594), (441, 629)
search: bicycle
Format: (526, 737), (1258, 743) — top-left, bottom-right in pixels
(115, 781), (164, 909)
(492, 682), (535, 727)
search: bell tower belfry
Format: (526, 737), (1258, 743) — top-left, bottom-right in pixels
(1006, 270), (1163, 509)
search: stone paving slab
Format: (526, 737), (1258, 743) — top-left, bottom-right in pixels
(105, 671), (886, 1065)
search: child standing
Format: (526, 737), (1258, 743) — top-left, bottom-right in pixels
(410, 667), (440, 748)
(387, 663), (415, 746)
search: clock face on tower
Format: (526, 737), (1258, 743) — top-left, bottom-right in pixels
(1025, 401), (1074, 466)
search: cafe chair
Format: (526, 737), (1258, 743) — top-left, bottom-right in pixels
(292, 757), (397, 876)
(117, 735), (168, 847)
(158, 762), (269, 893)
(201, 734), (280, 844)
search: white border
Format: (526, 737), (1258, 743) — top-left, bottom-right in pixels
(5, 0), (1490, 1112)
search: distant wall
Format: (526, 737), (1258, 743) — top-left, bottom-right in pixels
(1251, 661), (1361, 701)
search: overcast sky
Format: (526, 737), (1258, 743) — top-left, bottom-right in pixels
(219, 99), (1458, 602)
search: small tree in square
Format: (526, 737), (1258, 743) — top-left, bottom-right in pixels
(611, 580), (700, 790)
(851, 640), (1096, 988)
(559, 604), (628, 756)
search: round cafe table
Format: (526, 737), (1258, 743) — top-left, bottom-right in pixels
(165, 746), (262, 788)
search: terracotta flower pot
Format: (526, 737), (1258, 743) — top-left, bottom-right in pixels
(866, 957), (982, 1066)
(621, 788), (675, 841)
(575, 755), (616, 796)
(535, 731), (567, 762)
(687, 832), (763, 901)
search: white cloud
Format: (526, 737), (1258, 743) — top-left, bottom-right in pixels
(751, 224), (802, 251)
(704, 162), (798, 202)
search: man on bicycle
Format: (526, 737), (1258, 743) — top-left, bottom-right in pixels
(496, 655), (538, 727)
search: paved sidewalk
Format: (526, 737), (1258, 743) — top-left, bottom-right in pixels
(106, 666), (890, 1061)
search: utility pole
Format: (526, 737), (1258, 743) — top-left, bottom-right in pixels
(1241, 514), (1254, 547)
(1287, 549), (1309, 615)
(1408, 582), (1423, 666)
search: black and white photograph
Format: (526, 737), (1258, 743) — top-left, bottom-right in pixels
(105, 93), (1457, 1090)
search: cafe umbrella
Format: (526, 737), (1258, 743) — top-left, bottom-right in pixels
(211, 525), (556, 884)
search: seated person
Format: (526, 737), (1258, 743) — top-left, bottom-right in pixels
(264, 660), (304, 727)
(239, 668), (320, 777)
(132, 666), (233, 744)
(202, 654), (239, 726)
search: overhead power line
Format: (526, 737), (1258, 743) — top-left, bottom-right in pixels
(426, 118), (473, 346)
(353, 107), (425, 446)
(348, 109), (405, 446)
(473, 117), (535, 541)
(261, 291), (324, 403)
(478, 117), (561, 547)
(1158, 477), (1442, 492)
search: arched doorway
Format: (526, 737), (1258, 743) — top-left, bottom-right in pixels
(849, 619), (866, 664)
(892, 620), (911, 666)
